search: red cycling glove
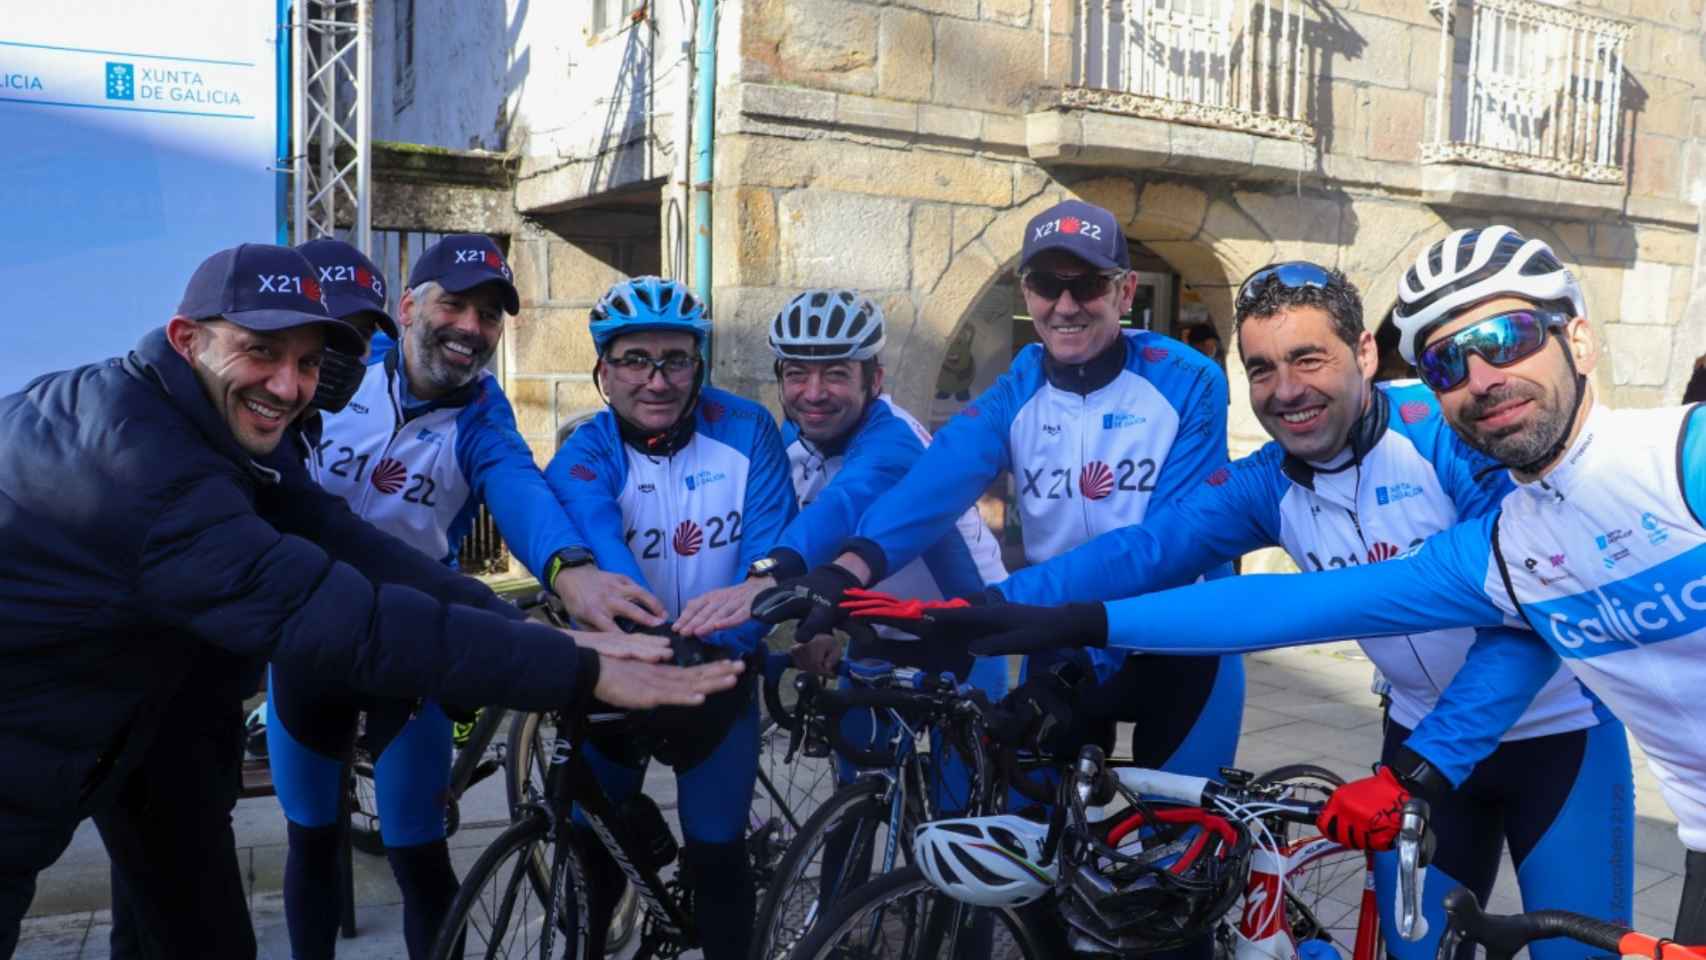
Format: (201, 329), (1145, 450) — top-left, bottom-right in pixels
(1317, 766), (1410, 851)
(839, 588), (970, 620)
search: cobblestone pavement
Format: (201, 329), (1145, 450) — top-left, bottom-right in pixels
(18, 643), (1684, 958)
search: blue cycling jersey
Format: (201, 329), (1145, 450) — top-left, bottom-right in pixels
(544, 387), (798, 652)
(998, 381), (1602, 782)
(777, 395), (1010, 693)
(1096, 403), (1706, 849)
(309, 338), (584, 576)
(843, 331), (1232, 679)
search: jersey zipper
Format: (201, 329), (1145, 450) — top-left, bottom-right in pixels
(1343, 464), (1443, 698)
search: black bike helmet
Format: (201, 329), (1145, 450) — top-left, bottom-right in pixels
(1057, 798), (1253, 953)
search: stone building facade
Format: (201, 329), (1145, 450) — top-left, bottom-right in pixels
(368, 0), (1706, 466)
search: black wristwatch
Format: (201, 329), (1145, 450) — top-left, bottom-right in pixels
(545, 546), (597, 585)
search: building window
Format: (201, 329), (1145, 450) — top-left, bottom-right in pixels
(594, 0), (645, 34)
(393, 0), (415, 115)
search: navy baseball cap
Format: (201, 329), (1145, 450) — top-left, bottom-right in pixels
(1019, 200), (1131, 272)
(406, 234), (520, 314)
(176, 243), (364, 355)
(296, 238), (399, 338)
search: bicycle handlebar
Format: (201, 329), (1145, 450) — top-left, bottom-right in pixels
(1437, 887), (1649, 960)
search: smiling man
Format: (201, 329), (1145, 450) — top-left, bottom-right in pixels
(908, 259), (1632, 960)
(756, 205), (1245, 953)
(0, 244), (742, 957)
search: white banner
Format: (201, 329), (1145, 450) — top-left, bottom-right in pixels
(0, 0), (282, 392)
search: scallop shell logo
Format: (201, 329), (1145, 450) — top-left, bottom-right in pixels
(1399, 401), (1432, 425)
(371, 458), (407, 495)
(1367, 541), (1401, 562)
(672, 520), (703, 556)
(1079, 461), (1115, 500)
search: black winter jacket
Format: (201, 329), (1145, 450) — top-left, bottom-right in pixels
(0, 330), (593, 823)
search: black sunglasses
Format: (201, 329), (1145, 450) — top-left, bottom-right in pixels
(1020, 270), (1123, 303)
(1416, 309), (1568, 391)
(1237, 261), (1334, 312)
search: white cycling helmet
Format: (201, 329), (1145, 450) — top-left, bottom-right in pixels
(914, 815), (1054, 907)
(768, 289), (886, 362)
(1393, 225), (1585, 364)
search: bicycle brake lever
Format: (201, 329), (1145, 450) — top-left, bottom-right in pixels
(1397, 797), (1432, 942)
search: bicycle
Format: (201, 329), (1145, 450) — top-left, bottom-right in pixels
(1436, 887), (1706, 960)
(786, 746), (1433, 960)
(430, 636), (839, 960)
(752, 653), (1038, 960)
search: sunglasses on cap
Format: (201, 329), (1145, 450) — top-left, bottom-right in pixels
(1236, 261), (1334, 312)
(1020, 269), (1124, 303)
(1417, 309), (1569, 392)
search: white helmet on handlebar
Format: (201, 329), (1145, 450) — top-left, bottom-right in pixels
(914, 814), (1054, 907)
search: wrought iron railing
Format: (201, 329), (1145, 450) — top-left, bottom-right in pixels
(1424, 0), (1630, 183)
(1051, 0), (1315, 142)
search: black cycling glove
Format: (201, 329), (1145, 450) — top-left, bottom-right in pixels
(891, 600), (1108, 657)
(750, 563), (863, 641)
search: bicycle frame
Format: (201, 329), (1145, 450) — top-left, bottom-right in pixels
(1233, 837), (1380, 960)
(542, 711), (700, 947)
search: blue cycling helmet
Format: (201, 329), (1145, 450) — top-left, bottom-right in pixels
(589, 276), (710, 354)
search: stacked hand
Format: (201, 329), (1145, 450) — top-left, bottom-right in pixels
(674, 576), (773, 637)
(840, 590), (1109, 656)
(750, 564), (863, 640)
(565, 627), (744, 709)
(553, 565), (666, 632)
(1317, 767), (1411, 850)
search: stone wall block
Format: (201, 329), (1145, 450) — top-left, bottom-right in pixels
(548, 240), (628, 303)
(714, 186), (780, 287)
(512, 305), (601, 376)
(878, 8), (935, 102)
(983, 112), (1027, 148)
(836, 94), (920, 134)
(1603, 321), (1675, 386)
(919, 103), (982, 141)
(1133, 181), (1209, 241)
(1335, 201), (1441, 298)
(1330, 12), (1416, 89)
(509, 238), (549, 307)
(777, 0), (880, 95)
(1234, 190), (1344, 265)
(913, 204), (955, 292)
(889, 0), (979, 17)
(509, 379), (553, 438)
(1617, 260), (1673, 327)
(1350, 0), (1437, 29)
(953, 206), (998, 253)
(982, 0), (1034, 26)
(1072, 176), (1140, 226)
(1365, 86), (1427, 163)
(934, 18), (1040, 113)
(1633, 227), (1696, 266)
(1639, 76), (1695, 140)
(1630, 133), (1682, 201)
(779, 190), (913, 288)
(1200, 199), (1276, 278)
(730, 133), (1014, 206)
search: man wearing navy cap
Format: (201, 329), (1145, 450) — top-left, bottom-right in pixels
(758, 201), (1242, 960)
(266, 234), (663, 960)
(0, 243), (743, 958)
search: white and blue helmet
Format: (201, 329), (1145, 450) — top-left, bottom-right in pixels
(589, 276), (710, 354)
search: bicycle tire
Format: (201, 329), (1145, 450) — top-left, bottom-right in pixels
(427, 810), (590, 960)
(1246, 764), (1380, 960)
(347, 756), (463, 858)
(752, 776), (901, 960)
(786, 864), (1061, 960)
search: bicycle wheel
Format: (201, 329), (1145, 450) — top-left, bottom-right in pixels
(753, 776), (913, 960)
(348, 755), (385, 856)
(504, 710), (638, 953)
(1244, 764), (1380, 960)
(428, 811), (588, 960)
(749, 712), (837, 891)
(787, 865), (1060, 960)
